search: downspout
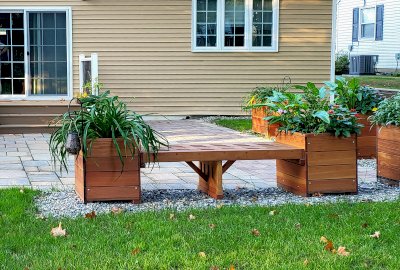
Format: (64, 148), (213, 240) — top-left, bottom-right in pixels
(330, 0), (338, 103)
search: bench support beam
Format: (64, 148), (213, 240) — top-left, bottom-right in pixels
(185, 161), (208, 181)
(198, 161), (224, 199)
(222, 160), (236, 174)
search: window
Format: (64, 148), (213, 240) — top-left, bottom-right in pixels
(0, 8), (71, 98)
(360, 8), (375, 39)
(193, 0), (279, 52)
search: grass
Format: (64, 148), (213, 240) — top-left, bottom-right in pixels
(353, 75), (400, 90)
(213, 118), (252, 132)
(1, 189), (400, 269)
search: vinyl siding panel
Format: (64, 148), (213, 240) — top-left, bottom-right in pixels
(1, 0), (332, 115)
(336, 0), (400, 71)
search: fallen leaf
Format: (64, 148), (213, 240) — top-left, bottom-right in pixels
(36, 214), (46, 220)
(303, 259), (309, 266)
(198, 251), (206, 258)
(85, 211), (96, 219)
(229, 264), (235, 270)
(328, 213), (339, 219)
(51, 222), (66, 237)
(111, 206), (124, 215)
(294, 223), (301, 229)
(169, 213), (176, 220)
(209, 223), (216, 229)
(216, 204), (223, 209)
(251, 228), (261, 236)
(209, 267), (219, 270)
(361, 223), (369, 228)
(131, 247), (140, 256)
(324, 241), (335, 252)
(305, 203), (312, 207)
(312, 192), (323, 197)
(251, 196), (258, 202)
(20, 189), (24, 193)
(189, 214), (196, 220)
(370, 231), (381, 239)
(337, 246), (350, 256)
(269, 210), (278, 216)
(320, 236), (328, 243)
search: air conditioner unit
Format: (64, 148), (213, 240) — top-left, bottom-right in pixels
(349, 55), (378, 75)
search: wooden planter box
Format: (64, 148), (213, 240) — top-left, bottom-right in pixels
(377, 125), (400, 183)
(251, 106), (279, 138)
(357, 114), (376, 159)
(276, 132), (358, 196)
(75, 138), (141, 203)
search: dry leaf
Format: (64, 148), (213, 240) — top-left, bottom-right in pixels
(269, 210), (277, 216)
(189, 214), (196, 220)
(111, 206), (124, 215)
(303, 259), (309, 266)
(361, 223), (369, 228)
(20, 189), (24, 193)
(131, 247), (140, 256)
(328, 213), (339, 219)
(251, 228), (261, 236)
(370, 231), (381, 238)
(85, 211), (96, 219)
(324, 241), (335, 252)
(312, 192), (323, 197)
(36, 214), (46, 220)
(337, 246), (350, 256)
(294, 223), (301, 229)
(209, 267), (219, 270)
(305, 203), (312, 207)
(216, 204), (223, 209)
(320, 236), (328, 243)
(169, 213), (176, 220)
(198, 251), (206, 258)
(229, 264), (235, 270)
(209, 223), (216, 229)
(51, 222), (66, 237)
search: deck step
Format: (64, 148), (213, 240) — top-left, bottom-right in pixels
(0, 114), (62, 125)
(0, 124), (60, 134)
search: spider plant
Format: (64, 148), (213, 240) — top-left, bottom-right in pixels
(49, 90), (168, 172)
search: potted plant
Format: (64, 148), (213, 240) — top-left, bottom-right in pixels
(265, 82), (362, 196)
(325, 77), (383, 158)
(242, 85), (288, 138)
(49, 89), (168, 203)
(369, 93), (400, 185)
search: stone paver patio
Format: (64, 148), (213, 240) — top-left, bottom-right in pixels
(0, 121), (377, 190)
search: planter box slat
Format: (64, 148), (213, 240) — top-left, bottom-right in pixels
(251, 107), (279, 137)
(87, 138), (137, 157)
(308, 179), (357, 193)
(377, 126), (400, 182)
(276, 132), (358, 196)
(85, 186), (140, 201)
(307, 151), (356, 166)
(308, 165), (357, 181)
(357, 114), (376, 158)
(85, 157), (140, 172)
(86, 171), (140, 187)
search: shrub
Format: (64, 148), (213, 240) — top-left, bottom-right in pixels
(335, 54), (349, 75)
(369, 93), (400, 127)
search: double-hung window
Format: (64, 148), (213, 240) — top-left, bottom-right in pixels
(360, 7), (375, 39)
(0, 8), (72, 99)
(192, 0), (279, 52)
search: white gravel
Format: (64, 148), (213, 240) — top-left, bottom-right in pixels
(36, 181), (399, 219)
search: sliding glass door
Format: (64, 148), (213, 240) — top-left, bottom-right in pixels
(0, 9), (71, 99)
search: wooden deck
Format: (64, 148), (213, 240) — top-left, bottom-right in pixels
(145, 120), (304, 199)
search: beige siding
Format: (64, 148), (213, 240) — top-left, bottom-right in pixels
(1, 0), (332, 115)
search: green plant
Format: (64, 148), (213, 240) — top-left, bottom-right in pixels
(264, 82), (362, 137)
(335, 54), (349, 75)
(49, 89), (168, 171)
(326, 77), (383, 114)
(369, 93), (400, 127)
(242, 85), (288, 111)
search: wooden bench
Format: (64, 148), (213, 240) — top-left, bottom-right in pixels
(144, 142), (304, 199)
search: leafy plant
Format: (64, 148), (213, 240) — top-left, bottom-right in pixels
(242, 85), (288, 111)
(335, 54), (349, 75)
(49, 89), (168, 171)
(369, 93), (400, 127)
(263, 82), (362, 137)
(325, 77), (383, 114)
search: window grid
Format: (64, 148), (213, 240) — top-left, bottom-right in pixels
(0, 12), (25, 95)
(360, 7), (375, 39)
(196, 0), (217, 47)
(252, 0), (273, 47)
(224, 0), (245, 47)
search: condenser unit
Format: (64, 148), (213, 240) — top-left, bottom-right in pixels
(349, 55), (378, 75)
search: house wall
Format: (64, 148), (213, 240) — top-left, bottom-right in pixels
(336, 0), (400, 72)
(2, 0), (332, 116)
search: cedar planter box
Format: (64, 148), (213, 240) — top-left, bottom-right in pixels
(377, 125), (400, 183)
(276, 132), (358, 196)
(251, 106), (279, 138)
(75, 138), (141, 203)
(357, 113), (376, 159)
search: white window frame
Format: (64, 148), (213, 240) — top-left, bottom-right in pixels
(0, 6), (73, 101)
(79, 53), (99, 95)
(359, 6), (376, 40)
(192, 0), (279, 52)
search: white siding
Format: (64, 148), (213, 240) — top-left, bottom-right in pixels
(336, 0), (400, 71)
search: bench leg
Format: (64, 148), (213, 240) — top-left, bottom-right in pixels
(197, 161), (223, 199)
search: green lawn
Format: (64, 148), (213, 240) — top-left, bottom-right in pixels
(1, 189), (400, 269)
(354, 75), (400, 90)
(213, 118), (252, 132)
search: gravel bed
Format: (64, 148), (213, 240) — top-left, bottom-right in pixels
(36, 181), (399, 219)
